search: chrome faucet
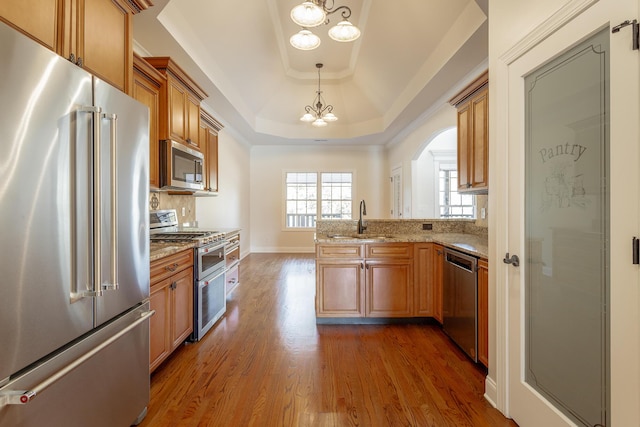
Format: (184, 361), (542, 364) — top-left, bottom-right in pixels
(357, 199), (367, 234)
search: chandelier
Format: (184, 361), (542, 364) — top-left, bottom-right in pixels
(300, 63), (338, 127)
(289, 1), (361, 51)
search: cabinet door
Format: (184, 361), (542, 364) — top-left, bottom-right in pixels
(366, 259), (413, 317)
(168, 78), (187, 142)
(433, 245), (444, 323)
(133, 64), (161, 189)
(316, 260), (364, 317)
(470, 87), (488, 190)
(77, 0), (131, 92)
(0, 0), (61, 51)
(206, 128), (219, 192)
(186, 94), (201, 149)
(477, 258), (489, 367)
(414, 243), (434, 316)
(170, 267), (194, 348)
(149, 280), (171, 372)
(456, 102), (471, 191)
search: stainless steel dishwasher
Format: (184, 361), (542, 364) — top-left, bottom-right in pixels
(442, 248), (478, 362)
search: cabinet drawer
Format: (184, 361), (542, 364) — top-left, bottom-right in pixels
(226, 245), (240, 268)
(316, 244), (363, 259)
(366, 243), (413, 259)
(226, 265), (239, 295)
(150, 249), (194, 285)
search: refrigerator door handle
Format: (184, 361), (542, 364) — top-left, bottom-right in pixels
(101, 112), (119, 291)
(80, 105), (104, 298)
(0, 310), (155, 408)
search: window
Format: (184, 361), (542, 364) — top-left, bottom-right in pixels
(285, 172), (353, 228)
(439, 165), (475, 218)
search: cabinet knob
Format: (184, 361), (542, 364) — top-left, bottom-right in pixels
(76, 57), (83, 67)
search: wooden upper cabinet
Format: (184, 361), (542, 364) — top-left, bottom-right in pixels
(200, 110), (223, 194)
(186, 94), (201, 150)
(144, 57), (208, 151)
(0, 0), (61, 51)
(70, 0), (132, 92)
(450, 70), (489, 193)
(168, 79), (187, 142)
(132, 54), (166, 190)
(0, 0), (151, 93)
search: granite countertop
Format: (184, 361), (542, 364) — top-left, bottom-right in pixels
(314, 232), (488, 259)
(150, 241), (196, 262)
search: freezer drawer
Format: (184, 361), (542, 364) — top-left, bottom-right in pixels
(0, 303), (152, 427)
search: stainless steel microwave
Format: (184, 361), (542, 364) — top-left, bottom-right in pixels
(160, 139), (204, 190)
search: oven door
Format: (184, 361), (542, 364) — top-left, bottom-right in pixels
(197, 242), (225, 279)
(193, 267), (226, 341)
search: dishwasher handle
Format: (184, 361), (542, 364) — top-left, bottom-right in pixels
(445, 250), (476, 272)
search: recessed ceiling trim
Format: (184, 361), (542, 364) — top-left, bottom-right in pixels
(381, 1), (486, 129)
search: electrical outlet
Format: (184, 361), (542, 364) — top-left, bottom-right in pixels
(181, 207), (186, 217)
(422, 223), (433, 230)
(481, 208), (486, 219)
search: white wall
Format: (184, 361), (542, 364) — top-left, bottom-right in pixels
(387, 104), (458, 219)
(249, 145), (387, 253)
(414, 128), (458, 218)
(195, 128), (251, 259)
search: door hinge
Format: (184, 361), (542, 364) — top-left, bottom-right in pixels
(633, 237), (639, 265)
(612, 19), (639, 50)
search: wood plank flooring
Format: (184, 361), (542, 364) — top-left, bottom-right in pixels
(139, 253), (517, 427)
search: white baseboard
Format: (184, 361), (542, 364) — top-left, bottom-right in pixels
(484, 374), (498, 408)
(250, 246), (316, 253)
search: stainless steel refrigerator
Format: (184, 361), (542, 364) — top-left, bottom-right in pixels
(0, 21), (152, 426)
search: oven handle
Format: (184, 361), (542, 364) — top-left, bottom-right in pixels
(198, 242), (226, 256)
(200, 268), (226, 287)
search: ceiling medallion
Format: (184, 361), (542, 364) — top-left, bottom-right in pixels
(299, 63), (338, 127)
(289, 1), (361, 50)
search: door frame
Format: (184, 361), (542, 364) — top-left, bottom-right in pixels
(491, 0), (640, 424)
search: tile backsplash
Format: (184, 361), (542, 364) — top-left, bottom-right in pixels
(149, 191), (196, 226)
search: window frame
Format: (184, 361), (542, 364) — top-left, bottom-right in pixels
(283, 170), (356, 231)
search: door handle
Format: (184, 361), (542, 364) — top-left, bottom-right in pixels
(503, 253), (520, 267)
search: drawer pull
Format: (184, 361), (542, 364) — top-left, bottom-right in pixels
(165, 262), (179, 272)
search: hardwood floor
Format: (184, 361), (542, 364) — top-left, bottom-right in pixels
(139, 253), (517, 427)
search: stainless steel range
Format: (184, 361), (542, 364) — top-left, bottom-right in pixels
(150, 210), (226, 341)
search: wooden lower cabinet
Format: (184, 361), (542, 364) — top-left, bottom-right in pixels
(149, 249), (194, 373)
(316, 243), (413, 318)
(433, 244), (444, 323)
(477, 258), (489, 367)
(316, 260), (364, 317)
(414, 243), (434, 316)
(366, 258), (413, 317)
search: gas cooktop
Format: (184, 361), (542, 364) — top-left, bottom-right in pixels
(150, 210), (225, 246)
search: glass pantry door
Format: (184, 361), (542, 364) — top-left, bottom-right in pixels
(504, 0), (640, 426)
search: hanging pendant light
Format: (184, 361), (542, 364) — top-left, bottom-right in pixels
(290, 1), (326, 27)
(299, 63), (338, 127)
(290, 29), (321, 50)
(328, 19), (361, 42)
(289, 1), (360, 50)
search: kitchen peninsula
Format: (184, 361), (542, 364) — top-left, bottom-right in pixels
(315, 218), (489, 366)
